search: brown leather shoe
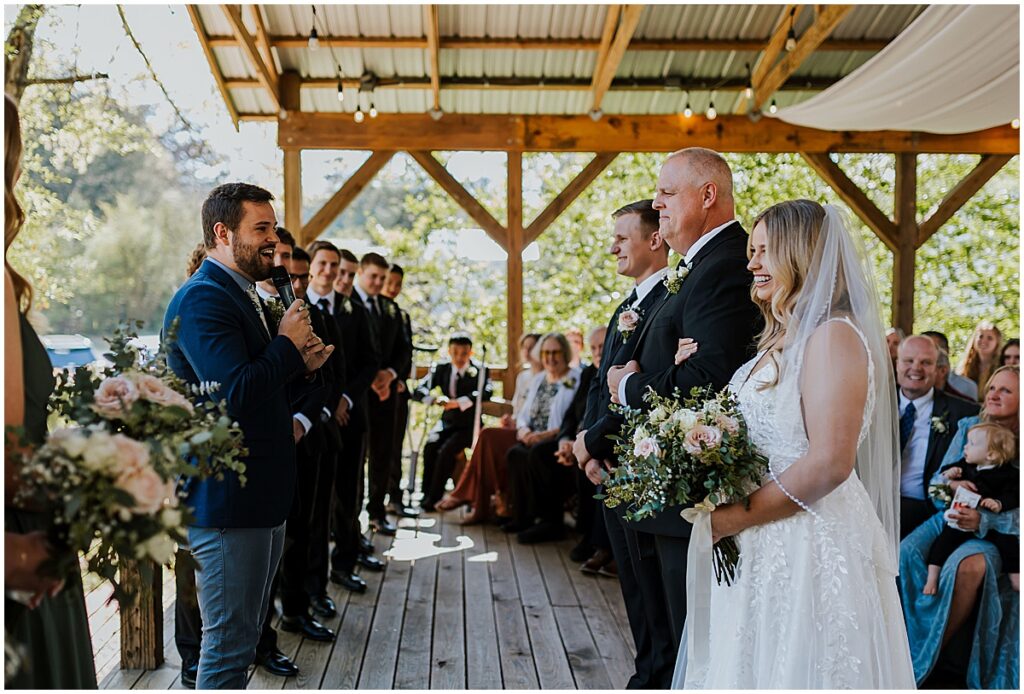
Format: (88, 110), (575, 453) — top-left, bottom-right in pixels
(580, 548), (612, 574)
(597, 560), (618, 578)
(436, 495), (468, 511)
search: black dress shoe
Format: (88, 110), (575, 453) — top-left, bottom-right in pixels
(310, 594), (337, 618)
(180, 660), (198, 689)
(517, 521), (566, 544)
(388, 503), (421, 518)
(254, 649), (299, 677)
(357, 552), (385, 572)
(501, 520), (530, 534)
(329, 570), (367, 593)
(279, 614), (336, 642)
(370, 517), (397, 535)
(359, 534), (375, 554)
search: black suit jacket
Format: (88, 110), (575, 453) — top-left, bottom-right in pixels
(327, 292), (379, 432)
(355, 290), (412, 391)
(583, 280), (669, 461)
(939, 458), (1019, 511)
(623, 223), (761, 537)
(412, 360), (492, 430)
(558, 363), (598, 443)
(913, 388), (980, 498)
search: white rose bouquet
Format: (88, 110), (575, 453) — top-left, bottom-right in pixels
(600, 385), (768, 584)
(16, 426), (188, 604)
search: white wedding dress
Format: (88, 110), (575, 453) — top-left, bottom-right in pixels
(677, 321), (916, 689)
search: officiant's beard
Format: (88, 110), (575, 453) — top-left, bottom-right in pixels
(232, 234), (274, 281)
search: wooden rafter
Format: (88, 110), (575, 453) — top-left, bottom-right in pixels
(300, 152), (395, 242)
(801, 152), (898, 251)
(221, 4), (279, 111)
(591, 5), (644, 112)
(186, 5), (240, 129)
(893, 153), (918, 333)
(248, 4), (275, 80)
(506, 151), (524, 396)
(205, 34), (889, 53)
(278, 113), (1020, 156)
(754, 4), (852, 111)
(424, 5), (441, 110)
(524, 153), (619, 245)
(593, 5), (621, 98)
(736, 4), (801, 114)
(408, 151), (509, 250)
(918, 154), (1014, 245)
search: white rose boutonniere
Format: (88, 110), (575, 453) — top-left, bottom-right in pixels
(385, 301), (396, 318)
(562, 376), (577, 390)
(617, 307), (642, 340)
(930, 415), (948, 434)
(266, 299), (285, 329)
(342, 296), (353, 314)
(663, 263), (691, 294)
(467, 366), (478, 379)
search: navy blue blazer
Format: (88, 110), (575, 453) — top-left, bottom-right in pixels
(163, 259), (307, 528)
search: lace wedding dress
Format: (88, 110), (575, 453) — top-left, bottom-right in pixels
(677, 319), (916, 689)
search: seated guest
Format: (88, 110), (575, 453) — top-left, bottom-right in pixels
(887, 326), (905, 372)
(897, 336), (979, 538)
(1001, 338), (1020, 367)
(957, 320), (1003, 402)
(435, 333), (541, 522)
(924, 422), (1018, 594)
(899, 365), (1019, 689)
(924, 330), (978, 400)
(504, 332), (583, 543)
(566, 327), (584, 368)
(412, 333), (492, 511)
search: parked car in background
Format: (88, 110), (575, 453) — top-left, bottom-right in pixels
(41, 334), (99, 370)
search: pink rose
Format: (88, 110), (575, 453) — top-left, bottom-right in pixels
(617, 309), (640, 334)
(715, 414), (740, 435)
(132, 374), (194, 414)
(683, 424), (723, 456)
(115, 462), (173, 516)
(633, 437), (661, 459)
(91, 376), (139, 419)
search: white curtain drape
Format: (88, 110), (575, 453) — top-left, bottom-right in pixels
(775, 5), (1019, 134)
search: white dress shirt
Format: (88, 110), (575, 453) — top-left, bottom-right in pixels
(306, 286), (335, 314)
(899, 388), (936, 499)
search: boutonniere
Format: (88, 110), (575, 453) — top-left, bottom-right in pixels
(663, 263), (691, 294)
(561, 376), (577, 390)
(930, 415), (948, 434)
(617, 307), (642, 341)
(385, 301), (396, 318)
(466, 366), (478, 379)
(341, 296), (352, 314)
(267, 299), (285, 328)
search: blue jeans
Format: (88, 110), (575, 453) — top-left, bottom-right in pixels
(188, 524), (285, 689)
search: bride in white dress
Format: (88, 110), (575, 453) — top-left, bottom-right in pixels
(673, 201), (916, 689)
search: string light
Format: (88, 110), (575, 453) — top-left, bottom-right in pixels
(336, 81), (344, 102)
(706, 101), (717, 120)
(769, 98), (778, 115)
(354, 105), (365, 123)
(744, 63), (753, 100)
(785, 8), (797, 52)
(1012, 118), (1020, 129)
(308, 6), (320, 51)
(369, 99), (378, 119)
(683, 91), (692, 118)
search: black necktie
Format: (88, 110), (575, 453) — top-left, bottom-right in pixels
(317, 298), (330, 314)
(899, 401), (917, 451)
(622, 288), (638, 309)
(369, 296), (380, 317)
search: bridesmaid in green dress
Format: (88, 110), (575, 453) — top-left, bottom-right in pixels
(5, 93), (97, 689)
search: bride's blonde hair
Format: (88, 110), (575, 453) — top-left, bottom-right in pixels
(750, 199), (851, 386)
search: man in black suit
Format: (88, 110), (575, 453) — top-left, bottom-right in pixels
(412, 333), (492, 509)
(353, 252), (413, 534)
(603, 149), (760, 661)
(572, 199), (676, 689)
(896, 334), (979, 537)
(381, 263), (418, 517)
(305, 243), (385, 598)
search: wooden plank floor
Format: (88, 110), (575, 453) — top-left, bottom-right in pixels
(93, 508), (634, 690)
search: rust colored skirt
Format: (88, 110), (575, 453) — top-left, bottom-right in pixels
(445, 426), (518, 521)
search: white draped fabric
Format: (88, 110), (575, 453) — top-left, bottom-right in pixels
(775, 5), (1019, 134)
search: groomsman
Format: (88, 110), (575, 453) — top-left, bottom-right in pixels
(412, 334), (492, 509)
(353, 252), (412, 534)
(306, 243), (384, 597)
(604, 150), (760, 664)
(572, 199), (676, 688)
(381, 263), (418, 516)
(163, 183), (332, 688)
(896, 335), (978, 537)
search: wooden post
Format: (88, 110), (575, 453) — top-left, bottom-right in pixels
(506, 152), (524, 396)
(893, 152), (918, 335)
(281, 71), (303, 242)
(119, 560), (163, 670)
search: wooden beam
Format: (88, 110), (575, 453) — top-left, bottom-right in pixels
(506, 152), (524, 397)
(524, 152), (618, 245)
(801, 152), (898, 251)
(207, 34), (889, 53)
(424, 5), (441, 110)
(248, 4), (275, 82)
(278, 112), (1020, 155)
(592, 5), (621, 102)
(119, 561), (163, 670)
(284, 150), (302, 241)
(918, 154), (1014, 245)
(186, 5), (240, 130)
(740, 4), (800, 114)
(301, 151), (394, 242)
(221, 4), (279, 111)
(893, 152), (917, 334)
(591, 5), (644, 112)
(407, 151), (509, 250)
(754, 5), (852, 111)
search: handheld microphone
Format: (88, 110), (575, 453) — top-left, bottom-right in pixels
(270, 266), (298, 306)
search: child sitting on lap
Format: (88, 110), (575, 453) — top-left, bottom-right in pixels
(924, 422), (1019, 594)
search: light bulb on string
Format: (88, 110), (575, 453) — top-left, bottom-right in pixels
(354, 105), (364, 123)
(1012, 118), (1020, 129)
(706, 102), (717, 120)
(336, 82), (344, 102)
(769, 99), (778, 115)
(784, 8), (797, 51)
(369, 101), (378, 118)
(684, 103), (693, 118)
(308, 6), (319, 51)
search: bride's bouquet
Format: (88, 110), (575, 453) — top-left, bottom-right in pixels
(15, 321), (247, 603)
(600, 385), (768, 584)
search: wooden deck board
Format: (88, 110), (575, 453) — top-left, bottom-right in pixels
(92, 511), (634, 690)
